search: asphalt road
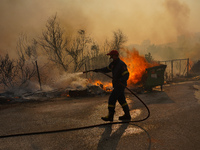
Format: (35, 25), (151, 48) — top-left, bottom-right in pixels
(0, 80), (200, 150)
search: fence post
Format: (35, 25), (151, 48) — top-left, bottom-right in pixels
(187, 58), (189, 77)
(179, 60), (181, 76)
(35, 60), (42, 90)
(171, 60), (173, 80)
(85, 63), (87, 78)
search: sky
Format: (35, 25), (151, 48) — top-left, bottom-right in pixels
(0, 0), (200, 56)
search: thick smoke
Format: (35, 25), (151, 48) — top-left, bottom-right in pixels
(0, 0), (200, 62)
(0, 0), (92, 56)
(53, 72), (87, 90)
(164, 0), (190, 36)
(5, 71), (87, 96)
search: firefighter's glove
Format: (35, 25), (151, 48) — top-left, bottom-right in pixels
(93, 69), (100, 72)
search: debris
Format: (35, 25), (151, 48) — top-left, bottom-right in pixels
(69, 89), (88, 97)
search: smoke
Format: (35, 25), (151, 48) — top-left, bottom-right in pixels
(6, 71), (87, 96)
(0, 0), (92, 56)
(53, 72), (87, 90)
(163, 0), (190, 35)
(0, 0), (199, 61)
(37, 71), (87, 91)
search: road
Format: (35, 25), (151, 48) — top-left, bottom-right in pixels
(0, 80), (200, 150)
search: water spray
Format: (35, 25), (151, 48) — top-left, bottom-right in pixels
(74, 72), (84, 75)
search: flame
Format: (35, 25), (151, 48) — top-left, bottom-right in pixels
(121, 49), (159, 85)
(89, 49), (159, 88)
(92, 80), (113, 91)
(189, 60), (193, 71)
(61, 92), (70, 97)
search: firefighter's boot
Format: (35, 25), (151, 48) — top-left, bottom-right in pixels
(101, 109), (115, 121)
(119, 104), (131, 121)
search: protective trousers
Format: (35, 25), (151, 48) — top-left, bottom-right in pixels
(108, 85), (130, 115)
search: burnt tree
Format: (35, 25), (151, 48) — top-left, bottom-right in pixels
(16, 35), (37, 87)
(40, 15), (68, 71)
(65, 30), (92, 72)
(0, 54), (16, 88)
(111, 29), (127, 52)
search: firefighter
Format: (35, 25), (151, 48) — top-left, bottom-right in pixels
(94, 50), (131, 121)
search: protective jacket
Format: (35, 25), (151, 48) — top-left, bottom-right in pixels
(98, 58), (129, 87)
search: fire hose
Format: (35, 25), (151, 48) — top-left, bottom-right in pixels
(83, 70), (150, 122)
(0, 71), (150, 139)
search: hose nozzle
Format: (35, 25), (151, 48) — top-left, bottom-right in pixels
(83, 70), (95, 74)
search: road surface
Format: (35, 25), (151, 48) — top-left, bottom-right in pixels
(0, 80), (200, 150)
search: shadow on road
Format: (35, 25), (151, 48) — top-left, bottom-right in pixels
(97, 123), (151, 150)
(97, 123), (128, 150)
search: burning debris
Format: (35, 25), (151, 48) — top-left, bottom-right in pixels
(0, 78), (112, 103)
(68, 84), (109, 97)
(90, 80), (113, 92)
(121, 49), (159, 86)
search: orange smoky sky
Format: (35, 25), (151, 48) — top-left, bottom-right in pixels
(0, 0), (200, 55)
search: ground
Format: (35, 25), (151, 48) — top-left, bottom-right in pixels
(0, 80), (200, 150)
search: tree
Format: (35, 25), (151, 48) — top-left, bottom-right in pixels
(0, 34), (38, 90)
(17, 34), (38, 60)
(145, 52), (153, 63)
(40, 15), (68, 71)
(91, 43), (99, 57)
(65, 29), (92, 72)
(16, 34), (37, 87)
(0, 54), (16, 88)
(111, 29), (127, 51)
(102, 38), (111, 54)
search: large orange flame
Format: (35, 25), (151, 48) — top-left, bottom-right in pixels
(90, 49), (159, 89)
(121, 49), (159, 85)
